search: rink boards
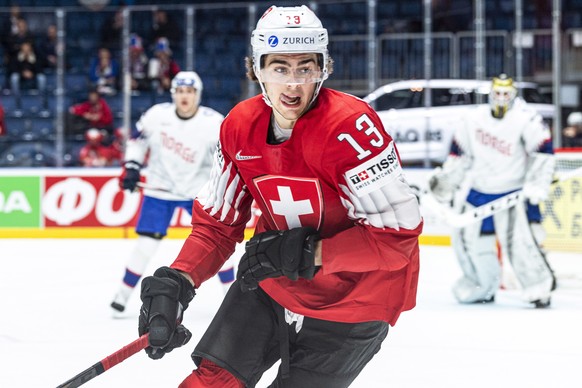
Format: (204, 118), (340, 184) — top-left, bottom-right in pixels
(0, 168), (579, 251)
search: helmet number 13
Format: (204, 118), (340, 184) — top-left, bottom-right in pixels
(287, 15), (301, 24)
(337, 114), (384, 160)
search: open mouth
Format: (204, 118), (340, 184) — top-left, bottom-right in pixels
(280, 93), (301, 107)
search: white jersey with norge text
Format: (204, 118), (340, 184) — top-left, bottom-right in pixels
(124, 103), (224, 200)
(454, 98), (551, 194)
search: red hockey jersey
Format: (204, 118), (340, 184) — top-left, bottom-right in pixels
(172, 88), (423, 325)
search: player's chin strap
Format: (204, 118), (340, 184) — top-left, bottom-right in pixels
(422, 165), (582, 228)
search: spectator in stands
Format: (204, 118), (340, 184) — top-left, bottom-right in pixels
(1, 5), (22, 38)
(1, 5), (23, 63)
(563, 111), (582, 148)
(148, 38), (180, 94)
(9, 41), (47, 110)
(37, 24), (58, 71)
(67, 89), (113, 138)
(89, 47), (120, 96)
(2, 15), (34, 91)
(79, 127), (122, 167)
(129, 34), (150, 92)
(149, 9), (181, 49)
(5, 17), (35, 62)
(99, 7), (124, 53)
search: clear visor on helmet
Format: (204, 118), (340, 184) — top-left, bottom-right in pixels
(259, 67), (326, 85)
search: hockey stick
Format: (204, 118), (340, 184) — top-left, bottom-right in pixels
(136, 182), (193, 199)
(136, 181), (172, 193)
(56, 334), (149, 388)
(422, 165), (582, 228)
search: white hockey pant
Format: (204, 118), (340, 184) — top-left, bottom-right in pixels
(494, 202), (555, 303)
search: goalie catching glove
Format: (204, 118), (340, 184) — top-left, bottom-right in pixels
(139, 266), (195, 360)
(237, 227), (320, 292)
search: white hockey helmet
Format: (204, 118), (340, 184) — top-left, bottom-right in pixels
(251, 5), (329, 104)
(171, 71), (203, 106)
(489, 74), (517, 119)
(567, 111), (582, 126)
(171, 71), (203, 94)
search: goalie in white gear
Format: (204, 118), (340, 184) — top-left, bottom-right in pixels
(429, 74), (556, 308)
(111, 71), (236, 314)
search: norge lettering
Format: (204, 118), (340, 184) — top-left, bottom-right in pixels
(161, 132), (195, 162)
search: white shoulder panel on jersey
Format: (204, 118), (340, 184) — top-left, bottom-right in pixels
(339, 141), (420, 230)
(136, 102), (175, 133)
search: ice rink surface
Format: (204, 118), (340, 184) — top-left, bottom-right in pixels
(1, 238), (581, 388)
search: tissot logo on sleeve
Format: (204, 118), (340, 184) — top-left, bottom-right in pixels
(344, 141), (402, 197)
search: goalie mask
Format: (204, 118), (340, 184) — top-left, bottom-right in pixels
(489, 74), (517, 119)
(251, 5), (329, 107)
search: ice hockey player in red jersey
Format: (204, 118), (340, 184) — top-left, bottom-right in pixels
(138, 5), (423, 387)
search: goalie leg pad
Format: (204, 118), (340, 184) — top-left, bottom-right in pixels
(452, 205), (500, 303)
(494, 203), (555, 302)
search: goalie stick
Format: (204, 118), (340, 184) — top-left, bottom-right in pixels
(56, 334), (148, 388)
(422, 165), (582, 228)
(136, 181), (172, 193)
(135, 182), (193, 199)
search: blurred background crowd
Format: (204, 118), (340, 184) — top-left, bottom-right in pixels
(1, 0), (582, 167)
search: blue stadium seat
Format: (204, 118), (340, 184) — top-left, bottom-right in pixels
(65, 73), (89, 92)
(21, 94), (47, 114)
(105, 95), (124, 118)
(131, 93), (154, 116)
(64, 140), (85, 167)
(220, 77), (241, 95)
(4, 117), (27, 140)
(205, 97), (231, 116)
(2, 96), (18, 113)
(29, 117), (55, 139)
(0, 141), (57, 167)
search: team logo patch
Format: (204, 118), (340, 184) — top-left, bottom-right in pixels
(344, 141), (402, 197)
(268, 35), (279, 47)
(253, 176), (323, 230)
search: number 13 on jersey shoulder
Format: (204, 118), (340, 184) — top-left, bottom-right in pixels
(337, 113), (385, 160)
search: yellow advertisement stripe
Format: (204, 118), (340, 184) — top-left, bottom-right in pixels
(0, 227), (450, 246)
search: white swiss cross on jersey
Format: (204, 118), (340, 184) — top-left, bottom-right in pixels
(253, 176), (323, 230)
